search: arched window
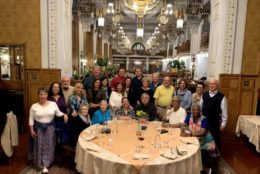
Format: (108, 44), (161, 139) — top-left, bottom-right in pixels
(132, 42), (145, 52)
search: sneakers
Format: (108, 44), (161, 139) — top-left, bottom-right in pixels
(42, 167), (49, 173)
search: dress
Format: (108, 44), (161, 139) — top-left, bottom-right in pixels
(184, 115), (218, 172)
(29, 101), (64, 168)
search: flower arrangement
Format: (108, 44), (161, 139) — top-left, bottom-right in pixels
(136, 110), (147, 119)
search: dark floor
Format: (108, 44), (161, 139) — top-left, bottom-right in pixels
(0, 133), (260, 174)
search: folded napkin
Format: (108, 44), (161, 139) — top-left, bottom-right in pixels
(81, 132), (96, 141)
(176, 146), (188, 155)
(160, 150), (177, 160)
(84, 143), (100, 153)
(133, 153), (150, 160)
(179, 137), (194, 144)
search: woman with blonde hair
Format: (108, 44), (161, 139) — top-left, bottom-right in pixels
(68, 82), (88, 117)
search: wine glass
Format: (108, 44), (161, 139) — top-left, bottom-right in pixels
(162, 127), (170, 149)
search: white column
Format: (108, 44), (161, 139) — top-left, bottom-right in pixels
(190, 23), (201, 55)
(208, 0), (237, 79)
(40, 0), (49, 68)
(40, 0), (73, 77)
(232, 0), (248, 73)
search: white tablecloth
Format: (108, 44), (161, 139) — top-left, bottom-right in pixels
(75, 121), (202, 174)
(236, 115), (260, 152)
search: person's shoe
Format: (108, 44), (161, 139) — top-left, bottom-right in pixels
(42, 167), (48, 173)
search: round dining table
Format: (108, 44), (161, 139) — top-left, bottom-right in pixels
(75, 120), (202, 174)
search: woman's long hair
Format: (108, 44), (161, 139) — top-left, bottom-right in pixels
(48, 82), (64, 97)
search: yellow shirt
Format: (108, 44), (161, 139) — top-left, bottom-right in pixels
(153, 85), (175, 107)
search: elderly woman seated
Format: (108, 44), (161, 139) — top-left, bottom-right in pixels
(134, 93), (157, 121)
(183, 104), (218, 174)
(115, 97), (135, 120)
(69, 103), (91, 147)
(162, 96), (187, 128)
(92, 100), (111, 125)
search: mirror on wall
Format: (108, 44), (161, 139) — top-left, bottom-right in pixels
(0, 45), (24, 80)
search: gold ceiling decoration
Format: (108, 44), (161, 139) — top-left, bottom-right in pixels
(123, 0), (160, 17)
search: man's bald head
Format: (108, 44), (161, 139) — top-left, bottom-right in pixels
(208, 79), (218, 92)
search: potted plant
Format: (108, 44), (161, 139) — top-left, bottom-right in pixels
(167, 60), (181, 73)
(96, 57), (109, 67)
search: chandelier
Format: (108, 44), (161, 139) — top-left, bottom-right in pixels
(123, 0), (160, 17)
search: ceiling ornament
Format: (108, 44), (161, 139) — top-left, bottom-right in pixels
(123, 0), (160, 17)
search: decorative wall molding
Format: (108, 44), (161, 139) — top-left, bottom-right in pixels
(48, 0), (58, 68)
(208, 0), (238, 79)
(222, 0), (237, 73)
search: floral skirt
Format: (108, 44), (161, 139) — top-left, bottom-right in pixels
(30, 122), (56, 168)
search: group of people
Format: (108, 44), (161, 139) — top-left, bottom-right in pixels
(28, 66), (228, 174)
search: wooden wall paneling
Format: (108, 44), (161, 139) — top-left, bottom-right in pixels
(240, 76), (259, 114)
(96, 36), (102, 57)
(104, 43), (108, 58)
(219, 74), (259, 141)
(219, 74), (241, 141)
(0, 80), (23, 90)
(24, 69), (61, 131)
(85, 32), (93, 66)
(72, 16), (79, 73)
(40, 69), (61, 88)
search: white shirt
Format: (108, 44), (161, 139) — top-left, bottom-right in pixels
(166, 107), (187, 125)
(29, 101), (64, 126)
(200, 91), (228, 127)
(109, 91), (126, 109)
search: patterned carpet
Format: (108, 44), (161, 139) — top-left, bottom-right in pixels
(20, 157), (236, 174)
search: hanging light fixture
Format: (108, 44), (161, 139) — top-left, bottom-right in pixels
(136, 17), (144, 37)
(97, 9), (105, 27)
(176, 10), (184, 28)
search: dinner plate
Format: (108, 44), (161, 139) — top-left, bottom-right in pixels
(81, 132), (96, 141)
(179, 137), (194, 144)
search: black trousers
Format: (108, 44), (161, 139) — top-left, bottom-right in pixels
(209, 124), (221, 151)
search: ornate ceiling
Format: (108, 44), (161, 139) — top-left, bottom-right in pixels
(73, 0), (210, 55)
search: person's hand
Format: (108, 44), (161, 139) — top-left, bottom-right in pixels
(30, 129), (36, 138)
(90, 103), (95, 108)
(63, 114), (68, 123)
(71, 111), (77, 117)
(220, 125), (225, 131)
(82, 90), (86, 97)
